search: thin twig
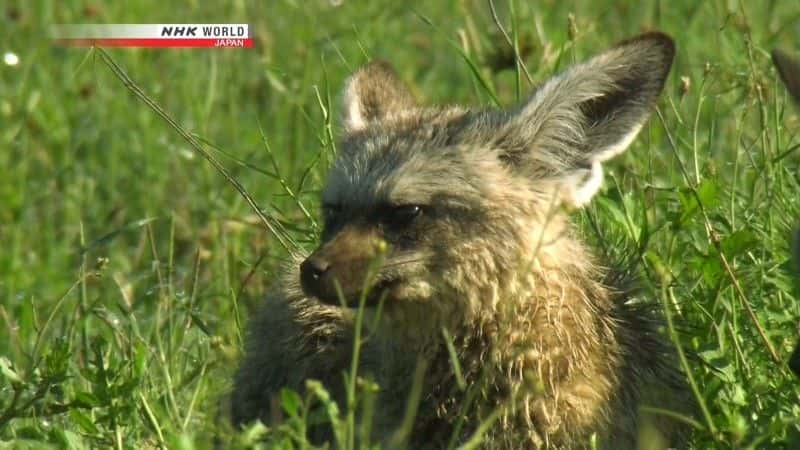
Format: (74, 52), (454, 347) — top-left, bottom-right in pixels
(96, 48), (295, 253)
(487, 0), (534, 86)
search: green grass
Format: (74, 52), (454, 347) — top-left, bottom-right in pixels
(2, 0), (800, 448)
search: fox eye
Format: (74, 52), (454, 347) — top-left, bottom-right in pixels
(383, 204), (423, 228)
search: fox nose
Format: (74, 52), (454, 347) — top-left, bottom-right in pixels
(300, 255), (330, 295)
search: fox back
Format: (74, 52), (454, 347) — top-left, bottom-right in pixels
(233, 32), (692, 449)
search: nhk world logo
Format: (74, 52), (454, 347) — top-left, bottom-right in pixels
(52, 24), (252, 48)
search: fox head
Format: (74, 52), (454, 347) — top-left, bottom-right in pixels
(300, 33), (675, 329)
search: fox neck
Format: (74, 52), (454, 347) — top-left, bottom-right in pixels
(369, 222), (624, 443)
(459, 231), (620, 378)
(370, 221), (619, 364)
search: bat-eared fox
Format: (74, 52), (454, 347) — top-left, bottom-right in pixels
(232, 32), (693, 449)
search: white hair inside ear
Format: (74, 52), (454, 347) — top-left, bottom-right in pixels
(561, 162), (604, 208)
(592, 121), (644, 165)
(343, 81), (367, 132)
(561, 121), (644, 208)
(339, 60), (416, 133)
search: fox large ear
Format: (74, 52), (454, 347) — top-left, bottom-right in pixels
(498, 32), (675, 207)
(341, 60), (416, 132)
(773, 49), (800, 106)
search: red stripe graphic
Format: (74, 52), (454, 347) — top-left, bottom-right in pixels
(58, 38), (253, 48)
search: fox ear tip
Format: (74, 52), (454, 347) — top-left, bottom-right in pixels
(772, 48), (800, 104)
(645, 30), (674, 42)
(621, 31), (676, 64)
(772, 48), (787, 64)
(772, 48), (797, 76)
(633, 31), (674, 45)
(362, 59), (398, 74)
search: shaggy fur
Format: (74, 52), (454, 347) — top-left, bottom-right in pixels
(232, 32), (693, 449)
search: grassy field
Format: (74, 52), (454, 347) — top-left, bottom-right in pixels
(2, 0), (800, 448)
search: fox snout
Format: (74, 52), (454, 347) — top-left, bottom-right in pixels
(299, 226), (387, 306)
